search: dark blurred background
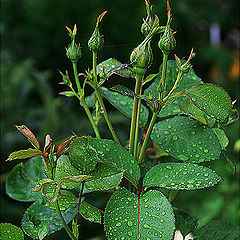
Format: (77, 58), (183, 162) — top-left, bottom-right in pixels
(1, 0), (239, 239)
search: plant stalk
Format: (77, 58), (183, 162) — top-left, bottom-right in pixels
(71, 62), (101, 138)
(129, 74), (143, 155)
(133, 86), (143, 158)
(163, 70), (183, 103)
(55, 200), (77, 240)
(138, 111), (158, 164)
(92, 51), (120, 144)
(159, 53), (169, 100)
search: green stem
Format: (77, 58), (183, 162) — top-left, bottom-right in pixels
(71, 62), (101, 138)
(138, 111), (158, 164)
(72, 62), (82, 93)
(92, 51), (120, 144)
(80, 97), (101, 138)
(163, 70), (183, 103)
(159, 53), (169, 100)
(129, 74), (143, 155)
(55, 200), (77, 240)
(133, 85), (143, 157)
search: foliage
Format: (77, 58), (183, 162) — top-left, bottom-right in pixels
(2, 0), (239, 239)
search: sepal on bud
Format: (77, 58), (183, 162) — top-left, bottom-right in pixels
(66, 24), (82, 62)
(175, 48), (196, 73)
(88, 11), (107, 52)
(130, 16), (160, 75)
(158, 1), (176, 54)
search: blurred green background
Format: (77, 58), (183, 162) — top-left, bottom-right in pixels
(1, 0), (239, 239)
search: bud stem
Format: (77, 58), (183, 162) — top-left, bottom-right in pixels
(72, 62), (82, 92)
(71, 62), (101, 138)
(92, 51), (120, 144)
(163, 70), (184, 103)
(129, 74), (144, 156)
(138, 111), (159, 165)
(159, 53), (169, 100)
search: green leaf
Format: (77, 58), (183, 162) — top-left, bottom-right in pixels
(143, 73), (159, 86)
(54, 155), (92, 189)
(69, 137), (98, 173)
(59, 91), (76, 97)
(85, 163), (124, 191)
(6, 148), (42, 161)
(46, 192), (77, 211)
(85, 91), (96, 108)
(151, 116), (221, 162)
(196, 219), (240, 240)
(143, 163), (222, 190)
(174, 209), (198, 237)
(95, 58), (134, 79)
(15, 125), (40, 149)
(22, 201), (77, 237)
(212, 128), (229, 150)
(6, 156), (46, 202)
(87, 137), (140, 187)
(79, 201), (101, 224)
(0, 223), (24, 240)
(104, 188), (175, 240)
(185, 83), (233, 120)
(145, 60), (202, 97)
(179, 101), (211, 125)
(161, 60), (203, 92)
(100, 86), (149, 126)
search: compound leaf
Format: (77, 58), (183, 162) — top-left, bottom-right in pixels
(151, 116), (221, 162)
(87, 137), (140, 187)
(212, 128), (229, 150)
(174, 209), (198, 237)
(104, 188), (175, 240)
(54, 155), (92, 189)
(79, 201), (101, 224)
(6, 148), (42, 161)
(6, 156), (45, 202)
(22, 201), (77, 238)
(69, 137), (98, 173)
(196, 219), (240, 240)
(143, 163), (222, 190)
(0, 223), (24, 240)
(100, 86), (149, 126)
(185, 83), (233, 121)
(85, 163), (124, 191)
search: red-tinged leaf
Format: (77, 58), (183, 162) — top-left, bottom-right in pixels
(6, 149), (42, 161)
(97, 11), (107, 25)
(56, 136), (74, 159)
(44, 134), (52, 153)
(59, 175), (93, 189)
(15, 125), (40, 149)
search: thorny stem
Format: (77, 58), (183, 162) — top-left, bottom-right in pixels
(75, 182), (85, 238)
(71, 62), (101, 138)
(129, 74), (143, 156)
(138, 111), (159, 164)
(163, 70), (183, 103)
(92, 51), (120, 144)
(55, 200), (77, 240)
(159, 53), (169, 100)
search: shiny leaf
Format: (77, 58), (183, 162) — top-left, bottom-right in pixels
(6, 148), (42, 161)
(0, 223), (24, 240)
(79, 201), (101, 224)
(104, 188), (175, 240)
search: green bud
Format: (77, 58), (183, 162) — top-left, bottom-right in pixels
(141, 0), (153, 36)
(130, 16), (159, 75)
(65, 24), (82, 62)
(158, 1), (176, 54)
(66, 41), (82, 62)
(88, 11), (107, 52)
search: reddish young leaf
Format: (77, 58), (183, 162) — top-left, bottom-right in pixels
(6, 149), (42, 161)
(56, 136), (74, 159)
(15, 125), (40, 149)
